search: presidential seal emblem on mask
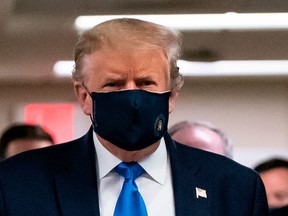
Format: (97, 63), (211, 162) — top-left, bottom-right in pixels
(154, 114), (166, 137)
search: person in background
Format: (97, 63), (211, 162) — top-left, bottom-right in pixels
(169, 120), (232, 158)
(254, 158), (288, 213)
(0, 123), (54, 160)
(0, 18), (268, 215)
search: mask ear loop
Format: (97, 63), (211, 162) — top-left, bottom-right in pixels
(81, 83), (97, 128)
(89, 115), (97, 128)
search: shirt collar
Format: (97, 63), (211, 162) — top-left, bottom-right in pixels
(93, 132), (168, 185)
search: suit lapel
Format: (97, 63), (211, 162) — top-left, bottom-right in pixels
(54, 129), (100, 216)
(165, 134), (211, 216)
(54, 131), (212, 215)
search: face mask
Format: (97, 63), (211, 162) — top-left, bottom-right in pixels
(90, 90), (171, 151)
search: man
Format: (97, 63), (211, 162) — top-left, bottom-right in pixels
(0, 123), (54, 160)
(254, 158), (288, 211)
(0, 18), (268, 215)
(168, 121), (233, 158)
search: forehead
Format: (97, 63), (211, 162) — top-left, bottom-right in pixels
(83, 46), (169, 74)
(261, 167), (288, 178)
(6, 139), (53, 156)
(175, 126), (221, 140)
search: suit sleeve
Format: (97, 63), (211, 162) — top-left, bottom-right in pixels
(0, 178), (7, 216)
(252, 174), (269, 216)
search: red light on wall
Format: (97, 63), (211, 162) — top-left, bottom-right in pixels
(24, 104), (75, 144)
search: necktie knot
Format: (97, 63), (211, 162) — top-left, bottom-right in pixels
(115, 162), (144, 180)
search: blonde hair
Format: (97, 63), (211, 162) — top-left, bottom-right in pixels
(72, 18), (184, 92)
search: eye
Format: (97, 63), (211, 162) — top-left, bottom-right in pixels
(103, 80), (124, 87)
(137, 80), (155, 87)
(275, 192), (288, 201)
(105, 82), (117, 87)
(102, 82), (123, 91)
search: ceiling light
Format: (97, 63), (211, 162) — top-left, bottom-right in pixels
(53, 61), (74, 77)
(53, 60), (288, 77)
(75, 13), (288, 32)
(178, 60), (288, 77)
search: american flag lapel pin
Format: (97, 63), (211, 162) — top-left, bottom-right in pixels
(195, 187), (207, 198)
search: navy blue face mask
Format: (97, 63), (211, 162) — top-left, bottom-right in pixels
(90, 90), (171, 151)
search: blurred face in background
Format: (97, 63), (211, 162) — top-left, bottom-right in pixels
(260, 167), (288, 208)
(5, 139), (53, 158)
(171, 126), (226, 156)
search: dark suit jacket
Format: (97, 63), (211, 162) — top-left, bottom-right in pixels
(0, 128), (268, 215)
(269, 205), (288, 216)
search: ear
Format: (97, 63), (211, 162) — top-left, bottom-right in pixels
(168, 91), (178, 113)
(74, 81), (92, 116)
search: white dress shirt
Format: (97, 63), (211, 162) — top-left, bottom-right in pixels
(93, 133), (175, 216)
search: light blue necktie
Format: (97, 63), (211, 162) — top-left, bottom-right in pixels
(114, 162), (148, 216)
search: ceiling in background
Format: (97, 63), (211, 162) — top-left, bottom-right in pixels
(1, 0), (288, 83)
